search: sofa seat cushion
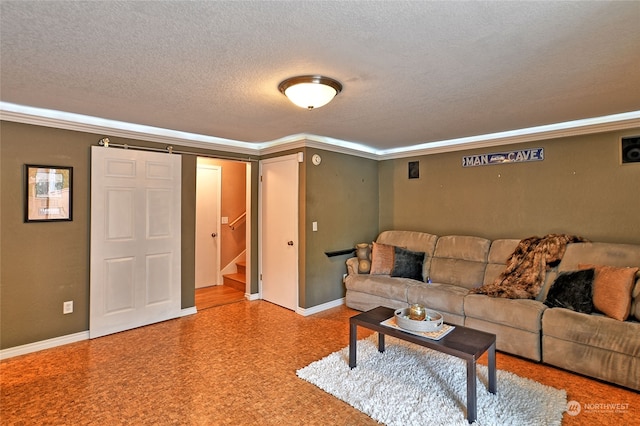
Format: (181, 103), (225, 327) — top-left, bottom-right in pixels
(464, 294), (546, 333)
(344, 275), (413, 302)
(542, 308), (640, 357)
(345, 291), (409, 312)
(407, 283), (468, 316)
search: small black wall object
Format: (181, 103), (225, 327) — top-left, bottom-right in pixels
(408, 161), (419, 179)
(621, 136), (640, 164)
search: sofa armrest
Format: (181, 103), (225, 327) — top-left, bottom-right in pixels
(346, 257), (360, 275)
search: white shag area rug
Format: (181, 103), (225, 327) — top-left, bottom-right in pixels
(297, 334), (567, 426)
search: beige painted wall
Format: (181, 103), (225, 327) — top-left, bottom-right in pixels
(3, 119), (638, 349)
(1, 123), (92, 348)
(0, 121), (258, 349)
(379, 129), (640, 244)
(302, 148), (379, 308)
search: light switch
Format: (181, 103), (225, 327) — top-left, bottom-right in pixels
(221, 217), (229, 224)
(312, 221), (318, 232)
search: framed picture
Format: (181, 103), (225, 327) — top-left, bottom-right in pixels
(24, 165), (73, 222)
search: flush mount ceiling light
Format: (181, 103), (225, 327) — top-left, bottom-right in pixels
(278, 75), (342, 110)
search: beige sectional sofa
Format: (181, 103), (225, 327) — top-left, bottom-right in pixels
(344, 230), (640, 390)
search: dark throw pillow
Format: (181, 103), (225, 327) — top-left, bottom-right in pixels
(544, 269), (595, 314)
(391, 247), (425, 281)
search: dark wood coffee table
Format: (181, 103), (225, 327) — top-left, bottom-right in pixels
(349, 306), (496, 424)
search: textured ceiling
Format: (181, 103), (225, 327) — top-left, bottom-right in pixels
(1, 1), (639, 153)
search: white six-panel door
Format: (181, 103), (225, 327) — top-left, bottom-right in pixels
(259, 154), (298, 311)
(195, 164), (221, 288)
(90, 146), (182, 339)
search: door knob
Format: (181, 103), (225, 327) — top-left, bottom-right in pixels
(211, 233), (217, 238)
(287, 241), (294, 246)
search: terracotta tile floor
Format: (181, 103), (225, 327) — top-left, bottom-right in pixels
(1, 301), (638, 425)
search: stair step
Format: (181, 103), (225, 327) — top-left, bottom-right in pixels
(223, 272), (246, 292)
(236, 260), (246, 274)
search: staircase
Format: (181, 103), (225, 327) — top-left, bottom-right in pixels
(222, 260), (246, 292)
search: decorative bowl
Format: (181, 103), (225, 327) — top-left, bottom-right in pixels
(394, 307), (444, 332)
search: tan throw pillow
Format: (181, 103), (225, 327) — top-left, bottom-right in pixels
(579, 263), (639, 321)
(370, 242), (395, 275)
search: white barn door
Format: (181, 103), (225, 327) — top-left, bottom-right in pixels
(90, 146), (182, 339)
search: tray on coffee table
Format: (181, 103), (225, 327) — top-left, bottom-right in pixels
(380, 316), (455, 340)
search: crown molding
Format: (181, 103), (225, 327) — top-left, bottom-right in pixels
(0, 105), (260, 156)
(303, 138), (380, 160)
(2, 102), (639, 161)
(259, 133), (379, 160)
(378, 115), (640, 160)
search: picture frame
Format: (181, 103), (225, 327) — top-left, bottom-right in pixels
(24, 164), (73, 222)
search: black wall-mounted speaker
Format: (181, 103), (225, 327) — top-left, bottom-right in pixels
(621, 136), (640, 164)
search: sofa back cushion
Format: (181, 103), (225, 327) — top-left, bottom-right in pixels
(483, 239), (520, 285)
(558, 242), (640, 272)
(376, 230), (438, 280)
(484, 238), (569, 301)
(559, 242), (640, 320)
(430, 235), (490, 289)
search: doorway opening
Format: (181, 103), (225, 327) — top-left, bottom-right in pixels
(195, 157), (250, 310)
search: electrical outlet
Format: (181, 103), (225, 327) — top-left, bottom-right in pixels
(63, 301), (73, 314)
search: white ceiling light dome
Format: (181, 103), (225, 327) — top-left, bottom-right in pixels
(278, 75), (343, 110)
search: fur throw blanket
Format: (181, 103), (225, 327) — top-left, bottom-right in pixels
(470, 234), (588, 299)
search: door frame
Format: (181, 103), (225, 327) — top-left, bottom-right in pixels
(244, 162), (252, 296)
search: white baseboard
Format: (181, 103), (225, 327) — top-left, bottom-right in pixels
(0, 300), (342, 359)
(296, 298), (345, 316)
(2, 308), (197, 360)
(0, 331), (90, 360)
(181, 306), (198, 316)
